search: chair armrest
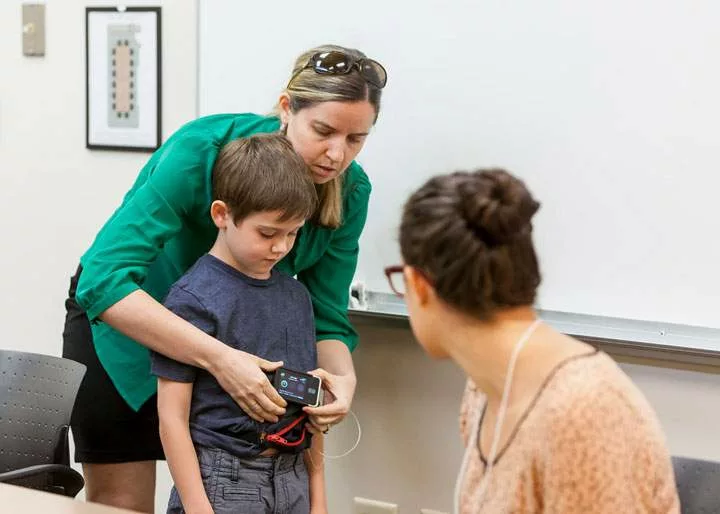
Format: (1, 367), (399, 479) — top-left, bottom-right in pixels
(0, 463), (84, 497)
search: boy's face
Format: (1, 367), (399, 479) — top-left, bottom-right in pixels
(211, 203), (304, 279)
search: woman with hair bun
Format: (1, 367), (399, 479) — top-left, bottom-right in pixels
(387, 169), (679, 513)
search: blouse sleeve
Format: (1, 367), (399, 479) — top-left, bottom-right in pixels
(77, 130), (218, 320)
(543, 390), (679, 513)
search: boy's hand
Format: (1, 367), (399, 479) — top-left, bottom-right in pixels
(186, 504), (215, 514)
(209, 346), (287, 422)
(303, 368), (356, 430)
(182, 494), (215, 514)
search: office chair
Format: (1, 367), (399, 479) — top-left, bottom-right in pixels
(672, 455), (720, 514)
(0, 349), (86, 497)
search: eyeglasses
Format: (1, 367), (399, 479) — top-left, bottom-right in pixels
(289, 51), (388, 89)
(384, 265), (406, 297)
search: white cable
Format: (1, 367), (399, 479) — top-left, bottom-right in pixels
(319, 409), (362, 459)
(453, 319), (542, 514)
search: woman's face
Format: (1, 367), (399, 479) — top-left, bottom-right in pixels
(280, 97), (376, 184)
(404, 266), (449, 359)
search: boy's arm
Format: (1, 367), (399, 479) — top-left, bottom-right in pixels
(305, 433), (327, 514)
(158, 377), (213, 514)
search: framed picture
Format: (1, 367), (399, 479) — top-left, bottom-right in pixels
(86, 7), (161, 152)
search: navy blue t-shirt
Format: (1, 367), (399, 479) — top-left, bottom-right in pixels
(150, 254), (317, 458)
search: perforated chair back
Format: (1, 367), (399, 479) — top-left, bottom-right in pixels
(672, 455), (720, 514)
(0, 349), (85, 490)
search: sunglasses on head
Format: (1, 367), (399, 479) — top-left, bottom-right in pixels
(290, 51), (387, 89)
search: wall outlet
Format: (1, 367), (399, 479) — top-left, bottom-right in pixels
(353, 497), (399, 514)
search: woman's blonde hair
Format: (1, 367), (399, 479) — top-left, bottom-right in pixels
(275, 44), (383, 229)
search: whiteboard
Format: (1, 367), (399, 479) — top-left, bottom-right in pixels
(199, 0), (720, 331)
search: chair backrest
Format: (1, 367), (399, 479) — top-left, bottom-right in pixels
(672, 455), (720, 514)
(0, 350), (85, 483)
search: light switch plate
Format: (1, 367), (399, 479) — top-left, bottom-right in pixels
(22, 3), (45, 56)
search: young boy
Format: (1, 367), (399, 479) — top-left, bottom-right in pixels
(151, 133), (325, 514)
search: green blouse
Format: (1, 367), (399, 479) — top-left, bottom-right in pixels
(76, 113), (371, 411)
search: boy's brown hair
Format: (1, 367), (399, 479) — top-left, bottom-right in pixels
(212, 133), (317, 223)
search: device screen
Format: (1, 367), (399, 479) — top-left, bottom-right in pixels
(274, 368), (321, 407)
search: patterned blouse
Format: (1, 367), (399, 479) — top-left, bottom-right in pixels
(458, 350), (680, 514)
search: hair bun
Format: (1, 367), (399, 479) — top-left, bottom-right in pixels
(457, 169), (540, 247)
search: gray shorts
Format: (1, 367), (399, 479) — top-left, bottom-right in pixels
(167, 446), (310, 514)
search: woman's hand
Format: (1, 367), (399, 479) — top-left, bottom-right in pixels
(208, 347), (287, 422)
(303, 368), (357, 431)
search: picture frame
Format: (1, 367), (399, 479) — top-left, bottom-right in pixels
(86, 7), (161, 152)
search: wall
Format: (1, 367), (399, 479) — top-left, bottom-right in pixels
(2, 2), (719, 513)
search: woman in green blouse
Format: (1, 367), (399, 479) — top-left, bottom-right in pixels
(62, 44), (386, 512)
